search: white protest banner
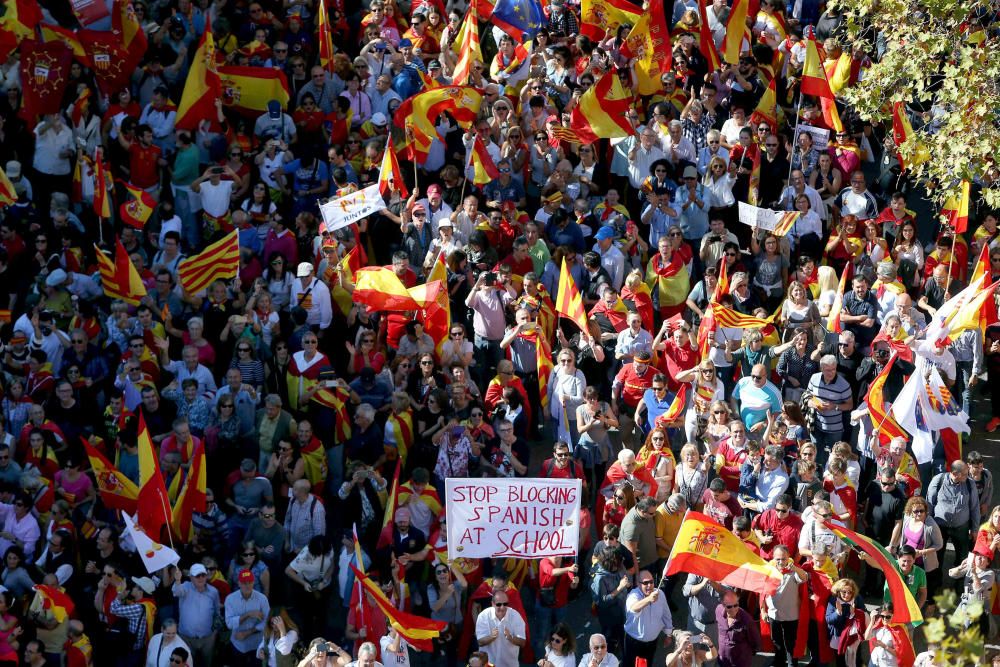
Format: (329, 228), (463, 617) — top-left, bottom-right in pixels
(319, 183), (387, 233)
(738, 202), (779, 231)
(794, 123), (831, 149)
(446, 478), (582, 560)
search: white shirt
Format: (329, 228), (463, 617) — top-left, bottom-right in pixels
(578, 653), (620, 667)
(146, 633), (194, 667)
(475, 607), (526, 667)
(290, 277), (333, 328)
(627, 141), (666, 188)
(33, 122), (75, 176)
(199, 180), (234, 218)
(592, 243), (626, 291)
(379, 634), (411, 667)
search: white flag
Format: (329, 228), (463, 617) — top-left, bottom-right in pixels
(923, 366), (971, 434)
(319, 183), (387, 234)
(124, 512), (180, 574)
(891, 372), (935, 464)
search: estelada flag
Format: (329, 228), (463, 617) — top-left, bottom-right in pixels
(78, 29), (133, 94)
(176, 16), (221, 131)
(941, 180), (970, 233)
(864, 355), (908, 443)
(120, 183), (157, 229)
(352, 267), (421, 311)
(825, 520), (923, 625)
(217, 66), (290, 115)
(555, 258), (589, 333)
(580, 0), (642, 41)
(95, 239), (147, 306)
(137, 414), (173, 540)
(376, 463), (401, 549)
(0, 164), (14, 207)
(177, 230), (240, 294)
(83, 437), (138, 513)
(565, 72), (635, 144)
(349, 563), (447, 650)
(378, 137), (409, 199)
(171, 440), (207, 542)
(826, 264), (849, 333)
(665, 511), (782, 594)
(469, 134), (500, 185)
(32, 585), (74, 623)
(0, 0), (42, 60)
(19, 40), (73, 121)
(393, 86), (483, 163)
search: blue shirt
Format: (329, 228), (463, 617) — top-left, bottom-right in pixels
(545, 219), (585, 253)
(225, 589), (269, 654)
(673, 183), (710, 240)
(624, 588), (673, 641)
(173, 581), (220, 638)
(282, 159), (330, 193)
(483, 177), (525, 206)
(640, 388), (675, 432)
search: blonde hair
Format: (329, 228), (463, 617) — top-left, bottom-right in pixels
(817, 265), (839, 293)
(831, 578), (859, 598)
(624, 268), (644, 291)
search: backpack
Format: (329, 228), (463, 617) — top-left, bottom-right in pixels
(542, 458), (585, 481)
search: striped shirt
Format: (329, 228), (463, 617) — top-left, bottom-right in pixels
(806, 372), (852, 433)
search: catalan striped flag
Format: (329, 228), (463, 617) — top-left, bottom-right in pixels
(95, 240), (147, 306)
(177, 230), (239, 294)
(825, 521), (923, 625)
(826, 264), (849, 333)
(771, 211), (800, 237)
(349, 564), (447, 650)
(452, 3), (482, 85)
(710, 302), (773, 329)
(469, 134), (501, 185)
(555, 258), (589, 333)
(537, 332), (554, 410)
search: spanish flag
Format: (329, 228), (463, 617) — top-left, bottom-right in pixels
(316, 0), (336, 75)
(580, 0), (642, 41)
(83, 437), (138, 513)
(69, 87), (92, 127)
(0, 0), (42, 60)
(376, 463), (401, 550)
(801, 33), (834, 99)
(349, 564), (447, 650)
(95, 239), (147, 306)
(398, 480), (443, 517)
(665, 511), (782, 594)
(352, 267), (421, 311)
(386, 410), (414, 468)
(112, 0), (147, 73)
(826, 264), (849, 333)
(32, 585), (74, 623)
(723, 0), (750, 65)
(378, 137), (409, 199)
(646, 253), (690, 318)
(891, 102), (929, 170)
(176, 17), (221, 131)
(696, 0), (722, 72)
(38, 24), (88, 63)
(941, 180), (970, 234)
(178, 230), (239, 294)
(394, 86), (483, 163)
(217, 66), (290, 115)
(565, 72), (635, 143)
(170, 440), (207, 542)
(451, 3), (482, 86)
(655, 382), (689, 428)
(93, 152), (112, 220)
(825, 521), (923, 625)
(421, 257), (451, 358)
(712, 256), (730, 302)
(555, 258), (589, 333)
(331, 246), (363, 316)
(120, 183), (157, 229)
(137, 415), (173, 540)
(0, 164), (15, 207)
(864, 356), (908, 443)
(469, 134), (500, 185)
(749, 76), (777, 131)
(621, 12), (669, 96)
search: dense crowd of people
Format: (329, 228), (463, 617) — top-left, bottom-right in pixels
(0, 0), (997, 666)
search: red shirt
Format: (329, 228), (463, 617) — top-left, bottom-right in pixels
(614, 363), (654, 408)
(659, 340), (698, 392)
(128, 142), (162, 189)
(538, 557), (574, 608)
(751, 508), (804, 560)
(498, 253), (534, 278)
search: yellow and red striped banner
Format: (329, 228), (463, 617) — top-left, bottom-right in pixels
(177, 231), (239, 294)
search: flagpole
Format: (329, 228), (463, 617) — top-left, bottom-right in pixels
(157, 489), (176, 550)
(787, 88), (803, 186)
(945, 246), (956, 297)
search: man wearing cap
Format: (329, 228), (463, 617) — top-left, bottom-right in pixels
(674, 165), (710, 245)
(290, 262), (332, 330)
(225, 569), (270, 667)
(173, 563), (221, 666)
(110, 575), (158, 663)
(416, 184), (454, 235)
(254, 99), (297, 144)
(4, 161), (31, 201)
(592, 226), (626, 292)
(426, 59), (450, 85)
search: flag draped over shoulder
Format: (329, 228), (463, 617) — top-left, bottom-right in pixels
(177, 231), (240, 294)
(665, 511), (781, 594)
(83, 438), (138, 512)
(825, 521), (923, 625)
(311, 385), (353, 442)
(176, 17), (221, 131)
(646, 254), (689, 312)
(349, 564), (447, 650)
(95, 239), (147, 305)
(564, 72), (634, 143)
(555, 259), (589, 333)
(137, 415), (173, 539)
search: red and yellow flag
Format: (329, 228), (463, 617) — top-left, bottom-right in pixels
(394, 86), (483, 163)
(451, 3), (482, 85)
(39, 24), (88, 63)
(352, 267), (421, 311)
(826, 264), (849, 333)
(802, 34), (834, 99)
(710, 302), (772, 329)
(621, 8), (671, 96)
(83, 437), (138, 513)
(749, 76), (777, 130)
(377, 463), (401, 550)
(665, 511), (782, 593)
(33, 585), (74, 623)
(349, 564), (447, 650)
(891, 102), (928, 170)
(171, 440), (207, 542)
(316, 0), (336, 75)
(120, 183), (158, 229)
(723, 0), (749, 65)
(421, 257), (451, 358)
(217, 66), (290, 115)
(655, 383), (689, 427)
(0, 165), (14, 207)
(113, 0), (147, 74)
(311, 385), (353, 443)
(537, 332), (554, 410)
(177, 230), (240, 294)
(69, 87), (92, 126)
(864, 356), (908, 443)
(555, 258), (589, 334)
(93, 152), (112, 220)
(825, 521), (923, 625)
(566, 72), (635, 144)
(470, 134), (500, 185)
(696, 0), (722, 72)
(0, 0), (43, 60)
(941, 180), (971, 234)
(137, 415), (172, 541)
(176, 17), (221, 131)
(95, 239), (147, 306)
(580, 0), (642, 41)
(378, 137), (410, 199)
(771, 211), (800, 237)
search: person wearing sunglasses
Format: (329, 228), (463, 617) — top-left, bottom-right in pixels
(474, 590), (526, 667)
(864, 602), (916, 667)
(624, 567), (673, 667)
(762, 544), (807, 667)
(715, 589), (759, 666)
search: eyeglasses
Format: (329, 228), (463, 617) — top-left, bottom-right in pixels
(591, 644), (607, 649)
(724, 603), (739, 609)
(451, 331), (463, 337)
(471, 412), (483, 417)
(243, 552), (256, 557)
(911, 509), (926, 515)
(712, 409), (727, 415)
(554, 452), (569, 458)
(550, 636), (564, 644)
(238, 347), (251, 352)
(494, 602), (508, 607)
(420, 360), (434, 366)
(639, 579), (654, 586)
(303, 340), (318, 345)
(724, 252), (737, 257)
(668, 231), (683, 237)
(775, 508), (790, 515)
(751, 374), (765, 381)
(701, 369), (715, 374)
(72, 338), (86, 344)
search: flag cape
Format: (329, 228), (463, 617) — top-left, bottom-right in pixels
(470, 135), (501, 185)
(566, 72), (635, 143)
(555, 258), (590, 333)
(120, 183), (158, 229)
(941, 180), (971, 233)
(646, 254), (689, 311)
(32, 585), (74, 623)
(83, 438), (138, 512)
(124, 512), (181, 574)
(398, 481), (444, 516)
(176, 18), (221, 131)
(825, 521), (923, 625)
(709, 302), (772, 329)
(377, 464), (401, 550)
(378, 138), (410, 199)
(349, 564), (447, 650)
(171, 441), (207, 542)
(311, 386), (353, 442)
(826, 264), (849, 333)
(93, 152), (112, 220)
(665, 511), (782, 593)
(20, 40), (73, 120)
(723, 0), (749, 65)
(317, 0), (336, 75)
(95, 240), (147, 306)
(218, 66), (290, 115)
(864, 357), (908, 442)
(394, 86), (483, 163)
(177, 230), (240, 294)
(352, 267), (422, 311)
(0, 166), (15, 207)
(580, 0), (642, 40)
(452, 3), (482, 85)
(136, 415), (173, 539)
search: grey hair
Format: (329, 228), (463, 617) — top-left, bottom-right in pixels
(358, 642), (377, 658)
(819, 354), (838, 368)
(265, 394), (283, 408)
(356, 403), (376, 421)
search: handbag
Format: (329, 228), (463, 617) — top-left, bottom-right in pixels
(539, 586), (557, 607)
